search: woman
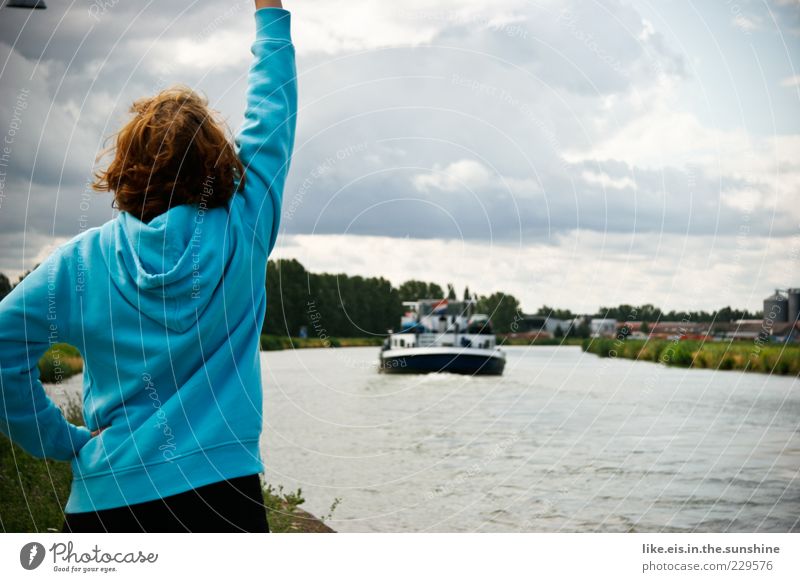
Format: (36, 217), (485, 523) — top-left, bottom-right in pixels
(0, 0), (296, 532)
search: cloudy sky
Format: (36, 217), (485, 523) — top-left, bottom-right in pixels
(0, 0), (798, 313)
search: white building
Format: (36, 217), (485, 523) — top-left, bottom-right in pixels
(590, 318), (617, 338)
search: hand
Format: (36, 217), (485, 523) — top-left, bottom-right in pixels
(255, 1), (283, 9)
(90, 427), (107, 437)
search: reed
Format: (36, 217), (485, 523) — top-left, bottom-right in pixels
(581, 338), (800, 376)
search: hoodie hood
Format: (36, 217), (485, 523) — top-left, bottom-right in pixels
(100, 204), (228, 333)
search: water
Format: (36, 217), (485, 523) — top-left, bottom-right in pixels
(260, 346), (800, 532)
(52, 345), (798, 531)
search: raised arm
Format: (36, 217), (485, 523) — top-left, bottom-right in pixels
(0, 248), (91, 460)
(235, 0), (297, 254)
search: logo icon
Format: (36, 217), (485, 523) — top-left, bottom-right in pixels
(20, 542), (46, 570)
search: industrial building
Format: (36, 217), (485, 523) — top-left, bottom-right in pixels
(500, 287), (800, 343)
(763, 288), (800, 325)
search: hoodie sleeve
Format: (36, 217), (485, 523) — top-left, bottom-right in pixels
(0, 247), (91, 461)
(235, 7), (297, 254)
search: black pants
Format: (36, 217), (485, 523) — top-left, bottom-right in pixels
(62, 474), (269, 533)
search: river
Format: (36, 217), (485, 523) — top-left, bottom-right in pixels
(51, 345), (798, 531)
(260, 346), (799, 532)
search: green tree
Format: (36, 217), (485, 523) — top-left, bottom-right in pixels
(575, 319), (591, 338)
(398, 280), (444, 301)
(0, 273), (11, 301)
(264, 259), (311, 336)
(312, 272), (403, 336)
(537, 305), (576, 321)
(476, 292), (521, 333)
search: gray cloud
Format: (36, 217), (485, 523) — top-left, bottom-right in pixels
(0, 0), (796, 283)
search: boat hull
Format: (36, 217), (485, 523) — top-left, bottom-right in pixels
(379, 347), (505, 376)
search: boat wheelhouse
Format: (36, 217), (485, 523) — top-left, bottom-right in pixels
(379, 299), (505, 375)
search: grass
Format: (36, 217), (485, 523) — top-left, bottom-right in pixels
(38, 343), (83, 384)
(260, 334), (383, 351)
(581, 337), (800, 376)
(37, 337), (383, 377)
(262, 484), (337, 533)
(0, 397), (334, 533)
(501, 336), (585, 346)
(0, 399), (83, 532)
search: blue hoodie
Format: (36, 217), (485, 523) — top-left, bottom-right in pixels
(0, 8), (296, 513)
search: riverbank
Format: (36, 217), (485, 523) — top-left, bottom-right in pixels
(260, 335), (383, 351)
(501, 337), (584, 346)
(582, 337), (800, 376)
(0, 398), (335, 533)
(36, 337), (385, 384)
(41, 335), (577, 382)
(38, 343), (83, 383)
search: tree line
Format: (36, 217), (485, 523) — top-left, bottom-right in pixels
(0, 262), (764, 337)
(262, 259), (524, 336)
(536, 303), (762, 323)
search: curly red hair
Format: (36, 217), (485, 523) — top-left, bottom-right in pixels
(93, 86), (244, 223)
